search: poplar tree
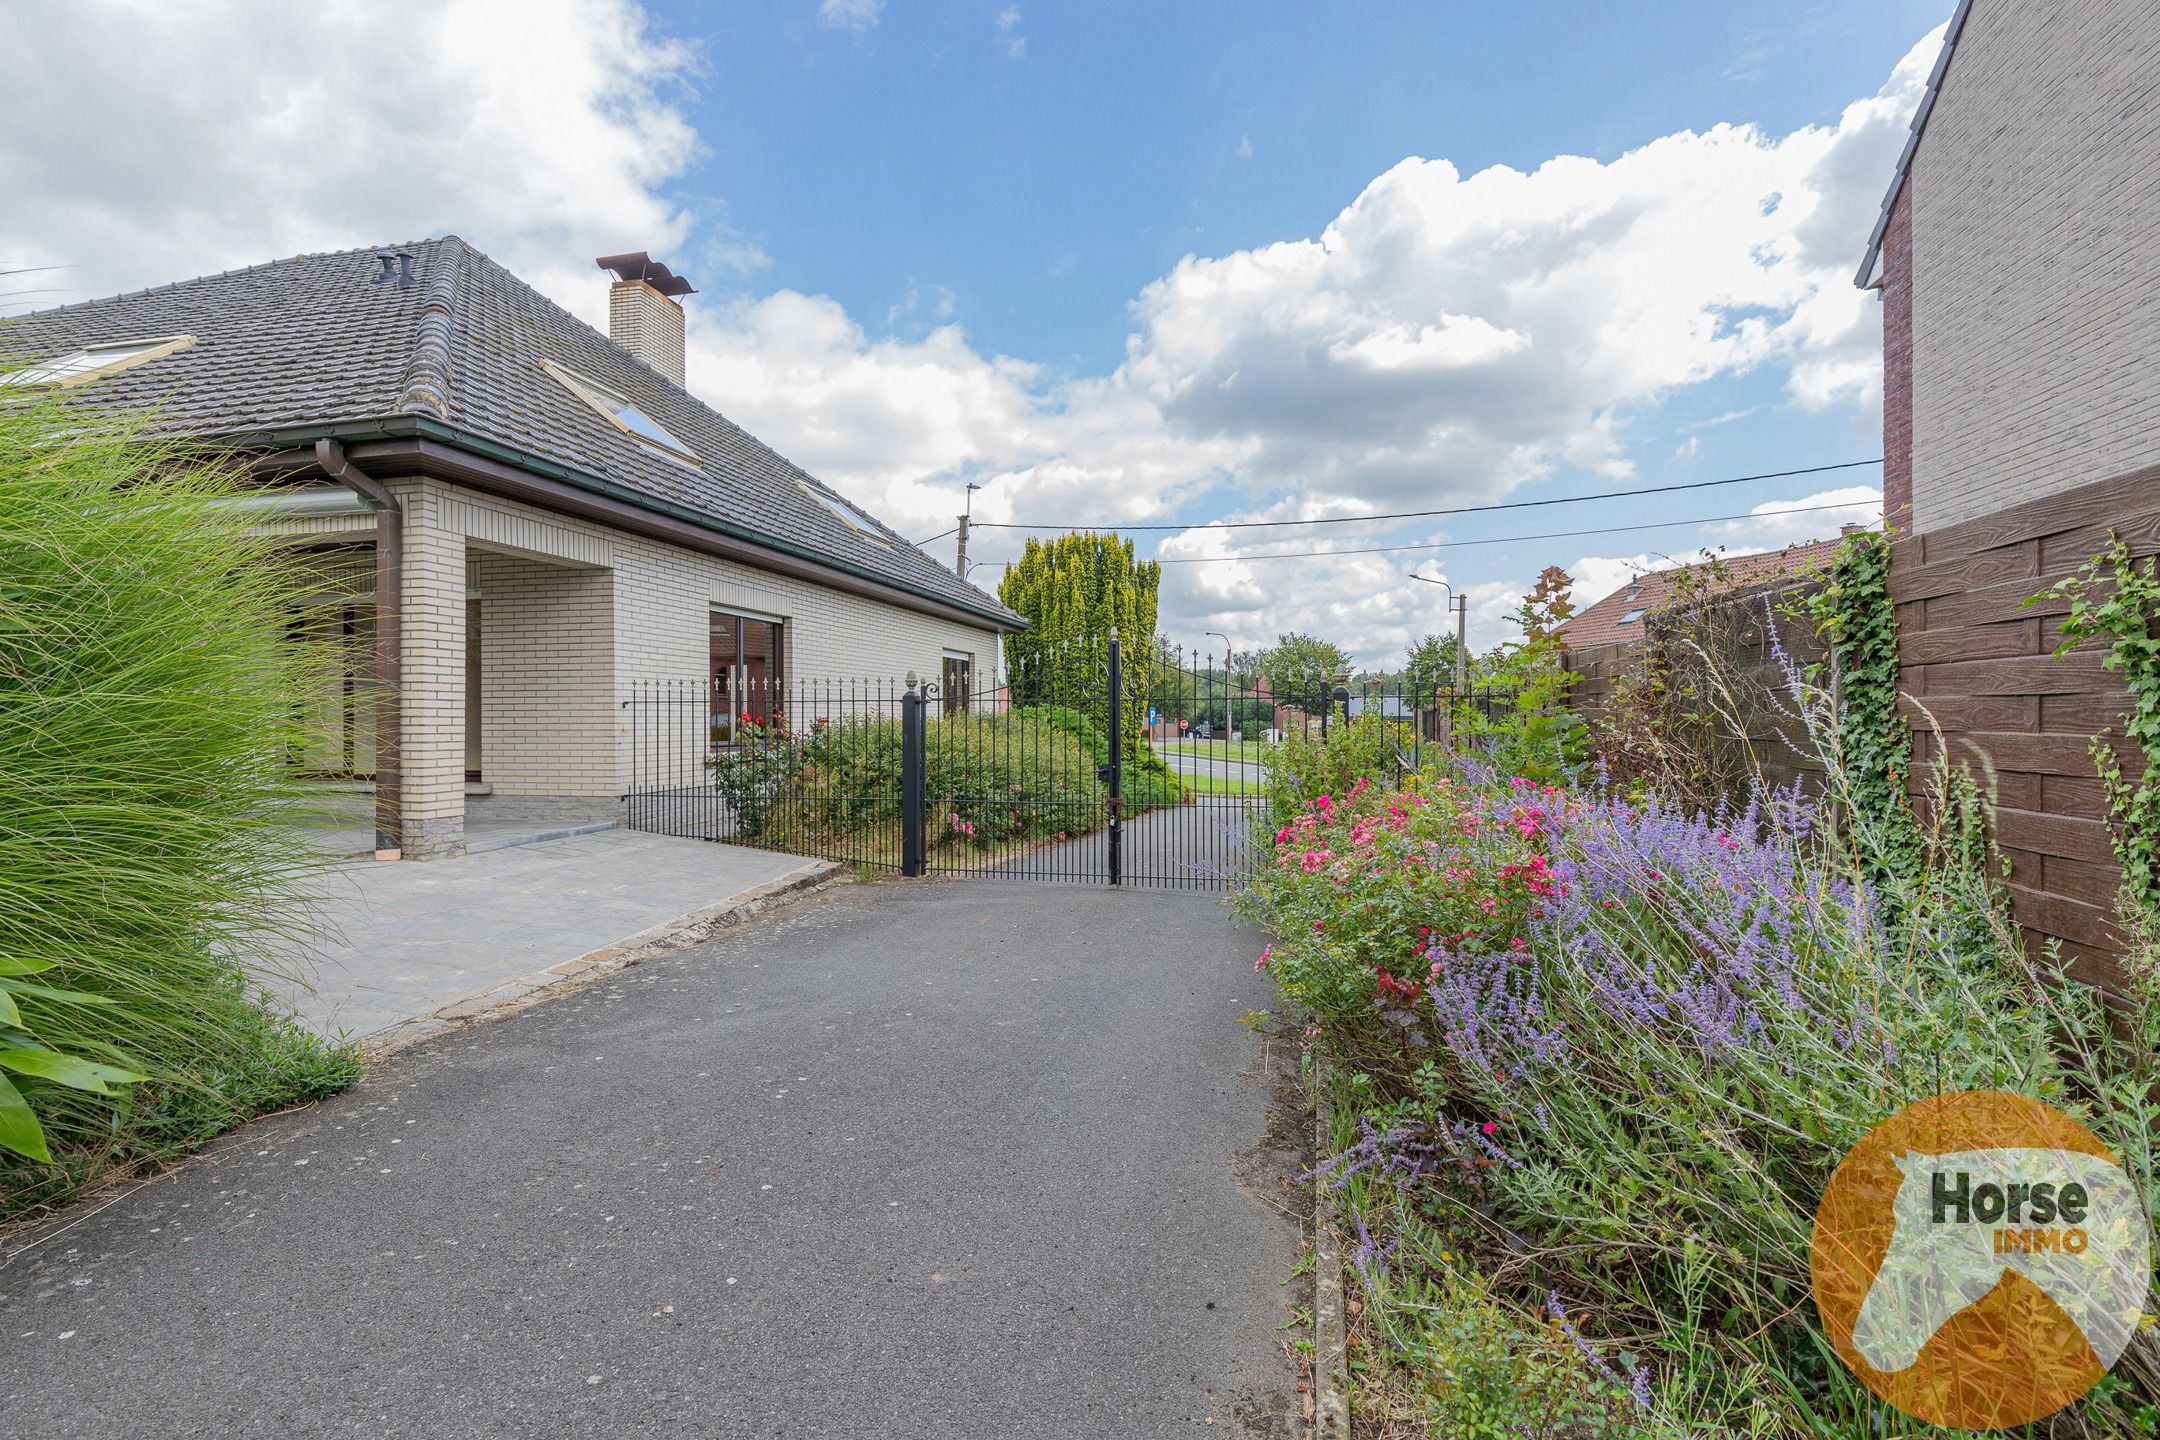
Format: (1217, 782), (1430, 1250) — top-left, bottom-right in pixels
(997, 532), (1161, 758)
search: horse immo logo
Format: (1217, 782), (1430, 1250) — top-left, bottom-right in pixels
(1811, 1091), (2153, 1429)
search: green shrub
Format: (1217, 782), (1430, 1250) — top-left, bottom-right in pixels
(1260, 711), (1402, 826)
(1412, 1270), (1661, 1439)
(925, 712), (1108, 844)
(1016, 702), (1182, 811)
(707, 717), (810, 839)
(1230, 696), (1276, 733)
(1460, 565), (1588, 785)
(738, 710), (1114, 856)
(0, 388), (364, 1213)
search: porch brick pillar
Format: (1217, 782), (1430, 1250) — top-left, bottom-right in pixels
(400, 484), (467, 859)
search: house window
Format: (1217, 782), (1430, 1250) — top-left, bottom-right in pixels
(710, 610), (785, 743)
(797, 479), (888, 543)
(942, 651), (973, 715)
(1, 334), (195, 389)
(543, 359), (699, 466)
(1619, 607), (1648, 625)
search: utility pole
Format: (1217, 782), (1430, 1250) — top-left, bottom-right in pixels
(1453, 593), (1469, 698)
(955, 481), (981, 577)
(1410, 571), (1471, 744)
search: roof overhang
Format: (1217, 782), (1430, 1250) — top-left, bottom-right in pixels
(230, 416), (1026, 633)
(1854, 0), (1975, 290)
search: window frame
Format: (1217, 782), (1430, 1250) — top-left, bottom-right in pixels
(941, 651), (973, 715)
(1, 333), (196, 389)
(709, 607), (786, 744)
(542, 358), (700, 468)
(797, 479), (889, 544)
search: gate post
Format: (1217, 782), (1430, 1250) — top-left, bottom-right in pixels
(901, 673), (927, 877)
(1105, 632), (1123, 887)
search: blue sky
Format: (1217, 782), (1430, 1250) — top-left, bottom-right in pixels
(661, 1), (1943, 372)
(3, 0), (1952, 661)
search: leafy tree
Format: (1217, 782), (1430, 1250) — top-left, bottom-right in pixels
(996, 532), (1161, 763)
(1467, 567), (1587, 783)
(1403, 633), (1463, 703)
(1257, 632), (1351, 711)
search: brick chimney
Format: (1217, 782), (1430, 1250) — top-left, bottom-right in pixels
(595, 252), (695, 388)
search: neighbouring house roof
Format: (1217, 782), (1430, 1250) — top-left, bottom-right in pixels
(1554, 535), (1849, 651)
(1, 237), (1023, 630)
(1854, 0), (1976, 289)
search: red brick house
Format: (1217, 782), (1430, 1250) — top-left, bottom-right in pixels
(1555, 537), (1851, 653)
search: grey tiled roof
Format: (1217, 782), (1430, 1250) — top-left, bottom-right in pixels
(3, 237), (1020, 626)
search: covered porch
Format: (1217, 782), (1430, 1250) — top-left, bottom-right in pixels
(273, 474), (622, 860)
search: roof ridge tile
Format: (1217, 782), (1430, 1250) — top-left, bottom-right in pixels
(394, 236), (464, 418)
(10, 239), (443, 319)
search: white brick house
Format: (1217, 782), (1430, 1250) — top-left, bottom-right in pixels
(1856, 0), (2160, 533)
(9, 240), (1022, 859)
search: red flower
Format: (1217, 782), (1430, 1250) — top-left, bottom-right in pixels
(1373, 968), (1421, 1004)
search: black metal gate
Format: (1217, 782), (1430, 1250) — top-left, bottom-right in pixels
(621, 634), (1427, 890)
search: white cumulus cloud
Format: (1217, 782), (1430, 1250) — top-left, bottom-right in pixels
(0, 2), (1942, 661)
(0, 0), (708, 326)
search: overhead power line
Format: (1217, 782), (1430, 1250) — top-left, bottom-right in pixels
(913, 458), (1881, 544)
(1149, 498), (1876, 564)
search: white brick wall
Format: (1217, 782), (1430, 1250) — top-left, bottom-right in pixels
(608, 281), (687, 388)
(273, 475), (1004, 855)
(470, 549), (616, 798)
(398, 481), (470, 857)
(1908, 0), (2160, 532)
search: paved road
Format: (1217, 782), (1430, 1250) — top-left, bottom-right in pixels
(966, 798), (1260, 889)
(1, 879), (1304, 1439)
(1159, 750), (1266, 787)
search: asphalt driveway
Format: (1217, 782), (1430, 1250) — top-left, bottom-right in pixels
(0, 878), (1305, 1439)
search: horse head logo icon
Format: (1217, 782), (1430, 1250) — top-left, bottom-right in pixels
(1812, 1092), (2152, 1429)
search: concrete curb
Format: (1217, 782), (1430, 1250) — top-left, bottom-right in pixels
(1311, 1073), (1351, 1440)
(364, 859), (841, 1055)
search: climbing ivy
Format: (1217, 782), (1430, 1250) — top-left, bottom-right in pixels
(2035, 533), (2160, 922)
(1802, 528), (1921, 892)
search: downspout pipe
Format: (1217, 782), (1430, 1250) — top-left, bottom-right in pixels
(315, 439), (403, 860)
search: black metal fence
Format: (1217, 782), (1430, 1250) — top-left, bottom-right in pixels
(1425, 685), (1522, 739)
(620, 638), (1516, 888)
(621, 675), (917, 872)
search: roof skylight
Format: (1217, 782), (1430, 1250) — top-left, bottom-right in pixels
(1619, 607), (1649, 625)
(543, 360), (698, 466)
(1, 334), (195, 389)
(798, 480), (888, 541)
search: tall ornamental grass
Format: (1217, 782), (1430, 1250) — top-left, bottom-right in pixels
(1241, 681), (2160, 1433)
(0, 385), (362, 1215)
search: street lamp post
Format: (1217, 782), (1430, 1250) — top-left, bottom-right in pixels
(1409, 573), (1470, 697)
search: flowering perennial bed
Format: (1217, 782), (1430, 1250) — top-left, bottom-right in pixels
(1241, 765), (2160, 1434)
